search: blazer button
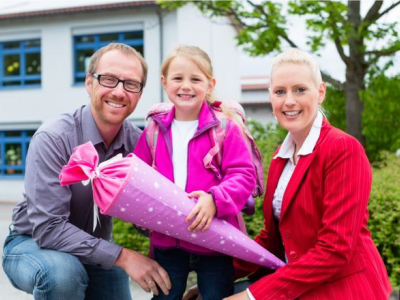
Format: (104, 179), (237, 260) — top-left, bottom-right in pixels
(289, 251), (297, 259)
(284, 230), (292, 238)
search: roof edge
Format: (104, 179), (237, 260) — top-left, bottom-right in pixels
(0, 1), (158, 20)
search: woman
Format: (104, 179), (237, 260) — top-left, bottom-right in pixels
(226, 48), (391, 300)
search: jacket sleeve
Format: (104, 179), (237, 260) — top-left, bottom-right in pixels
(249, 134), (372, 299)
(25, 132), (121, 270)
(208, 121), (257, 218)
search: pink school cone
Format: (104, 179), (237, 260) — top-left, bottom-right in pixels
(60, 142), (285, 270)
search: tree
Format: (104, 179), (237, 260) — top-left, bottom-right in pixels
(158, 0), (400, 144)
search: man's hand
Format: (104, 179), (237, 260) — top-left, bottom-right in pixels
(186, 191), (217, 232)
(223, 290), (250, 300)
(115, 248), (171, 296)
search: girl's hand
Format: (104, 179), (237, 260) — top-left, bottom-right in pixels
(223, 291), (250, 300)
(186, 191), (216, 232)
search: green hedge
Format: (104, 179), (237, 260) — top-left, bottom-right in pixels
(368, 152), (400, 287)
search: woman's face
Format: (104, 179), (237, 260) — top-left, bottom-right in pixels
(270, 63), (325, 141)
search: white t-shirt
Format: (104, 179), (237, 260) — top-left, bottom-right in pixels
(171, 119), (199, 190)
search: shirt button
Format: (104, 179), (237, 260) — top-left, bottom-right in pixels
(284, 230), (292, 238)
(288, 291), (295, 298)
(289, 251), (297, 259)
(280, 296), (287, 300)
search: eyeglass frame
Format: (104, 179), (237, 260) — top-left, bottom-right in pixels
(91, 73), (144, 93)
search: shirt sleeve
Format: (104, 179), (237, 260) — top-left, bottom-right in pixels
(208, 121), (257, 218)
(24, 132), (122, 269)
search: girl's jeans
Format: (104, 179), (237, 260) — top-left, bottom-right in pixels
(2, 230), (132, 300)
(153, 247), (234, 300)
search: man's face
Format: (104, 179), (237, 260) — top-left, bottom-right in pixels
(85, 50), (143, 129)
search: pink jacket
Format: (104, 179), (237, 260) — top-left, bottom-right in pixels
(134, 102), (256, 254)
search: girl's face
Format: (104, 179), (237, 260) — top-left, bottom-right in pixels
(162, 56), (215, 121)
(270, 63), (325, 143)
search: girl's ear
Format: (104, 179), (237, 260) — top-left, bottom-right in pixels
(161, 75), (167, 90)
(208, 77), (216, 93)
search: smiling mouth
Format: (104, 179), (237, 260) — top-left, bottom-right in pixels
(283, 110), (301, 117)
(178, 94), (195, 100)
(106, 101), (125, 108)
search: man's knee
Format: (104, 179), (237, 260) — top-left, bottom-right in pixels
(3, 236), (88, 297)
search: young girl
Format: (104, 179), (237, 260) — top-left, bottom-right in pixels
(134, 45), (257, 300)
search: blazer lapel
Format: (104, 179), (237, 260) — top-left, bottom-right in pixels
(264, 157), (287, 221)
(279, 149), (318, 221)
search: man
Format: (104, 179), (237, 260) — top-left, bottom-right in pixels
(2, 43), (171, 299)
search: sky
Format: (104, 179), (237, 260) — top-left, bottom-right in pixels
(240, 0), (400, 81)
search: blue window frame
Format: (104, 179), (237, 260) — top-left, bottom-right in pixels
(0, 130), (35, 178)
(73, 31), (144, 83)
(0, 39), (41, 89)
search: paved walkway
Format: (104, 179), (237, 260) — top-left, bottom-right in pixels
(0, 202), (152, 300)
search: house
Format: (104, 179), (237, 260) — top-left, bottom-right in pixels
(240, 75), (273, 124)
(0, 0), (243, 201)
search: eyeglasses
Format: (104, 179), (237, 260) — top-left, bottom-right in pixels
(91, 73), (143, 93)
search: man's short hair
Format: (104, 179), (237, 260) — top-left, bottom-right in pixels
(88, 43), (148, 87)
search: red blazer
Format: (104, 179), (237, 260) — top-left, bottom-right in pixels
(235, 120), (391, 299)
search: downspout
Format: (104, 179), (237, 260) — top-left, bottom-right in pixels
(157, 8), (164, 102)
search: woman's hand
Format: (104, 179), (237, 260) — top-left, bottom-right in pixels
(186, 191), (216, 232)
(223, 291), (250, 300)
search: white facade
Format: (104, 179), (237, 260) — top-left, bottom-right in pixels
(0, 1), (240, 202)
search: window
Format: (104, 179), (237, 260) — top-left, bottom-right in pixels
(0, 130), (35, 177)
(74, 31), (144, 83)
(0, 39), (41, 88)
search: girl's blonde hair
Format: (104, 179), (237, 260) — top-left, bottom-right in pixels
(161, 45), (240, 123)
(270, 48), (322, 87)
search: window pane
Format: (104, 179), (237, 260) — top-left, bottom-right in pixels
(124, 32), (143, 40)
(76, 36), (95, 44)
(5, 144), (22, 166)
(27, 130), (36, 137)
(100, 34), (118, 42)
(3, 42), (20, 49)
(26, 53), (41, 75)
(76, 49), (94, 72)
(132, 45), (144, 56)
(25, 40), (40, 47)
(25, 79), (41, 85)
(4, 55), (21, 76)
(5, 131), (20, 137)
(3, 81), (22, 86)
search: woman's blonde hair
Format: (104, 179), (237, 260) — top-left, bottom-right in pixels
(270, 48), (322, 87)
(161, 45), (239, 122)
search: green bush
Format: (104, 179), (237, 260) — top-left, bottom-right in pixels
(368, 152), (400, 288)
(113, 218), (149, 255)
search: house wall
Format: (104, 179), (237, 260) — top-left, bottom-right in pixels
(0, 4), (241, 202)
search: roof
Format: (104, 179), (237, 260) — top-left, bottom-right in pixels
(0, 0), (157, 21)
(241, 76), (270, 91)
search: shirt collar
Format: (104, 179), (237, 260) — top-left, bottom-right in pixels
(274, 111), (323, 160)
(82, 105), (129, 152)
